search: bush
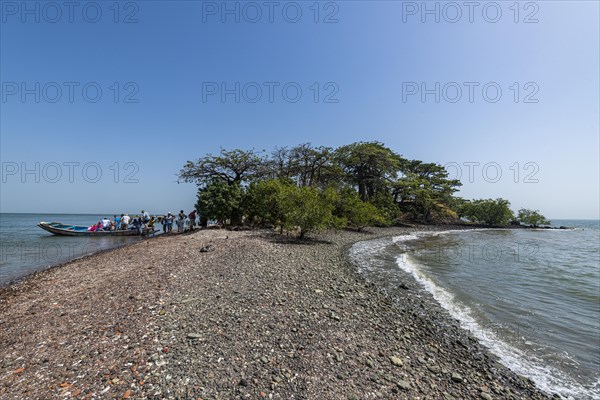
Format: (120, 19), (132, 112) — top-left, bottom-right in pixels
(517, 208), (550, 227)
(244, 179), (287, 226)
(461, 198), (514, 226)
(279, 185), (337, 238)
(336, 190), (387, 230)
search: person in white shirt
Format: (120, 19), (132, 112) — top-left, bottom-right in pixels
(121, 214), (131, 230)
(101, 218), (111, 230)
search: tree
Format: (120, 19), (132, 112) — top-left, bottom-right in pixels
(461, 198), (514, 226)
(335, 142), (404, 201)
(517, 208), (550, 227)
(195, 181), (244, 225)
(393, 161), (462, 222)
(181, 148), (266, 225)
(279, 185), (337, 238)
(369, 192), (398, 225)
(266, 144), (340, 188)
(179, 148), (265, 186)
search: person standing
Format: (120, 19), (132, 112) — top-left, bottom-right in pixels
(166, 212), (174, 233)
(161, 215), (168, 234)
(114, 215), (121, 230)
(188, 210), (197, 231)
(177, 210), (186, 233)
(121, 214), (131, 230)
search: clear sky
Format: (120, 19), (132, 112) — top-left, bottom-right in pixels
(1, 1), (598, 219)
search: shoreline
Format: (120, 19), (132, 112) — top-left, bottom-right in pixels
(0, 222), (574, 289)
(0, 226), (554, 399)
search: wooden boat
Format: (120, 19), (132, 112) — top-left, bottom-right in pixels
(38, 221), (155, 237)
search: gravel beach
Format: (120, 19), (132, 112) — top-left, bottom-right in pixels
(0, 227), (555, 399)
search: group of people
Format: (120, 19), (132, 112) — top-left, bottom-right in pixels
(88, 209), (198, 235)
(160, 210), (197, 234)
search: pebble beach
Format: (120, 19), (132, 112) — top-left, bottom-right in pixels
(0, 227), (555, 399)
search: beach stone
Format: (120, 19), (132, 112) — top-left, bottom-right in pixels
(239, 379), (250, 387)
(427, 364), (441, 373)
(451, 372), (463, 382)
(199, 244), (215, 253)
(480, 392), (493, 400)
(186, 333), (202, 339)
(389, 356), (403, 367)
(0, 226), (559, 400)
(397, 380), (411, 390)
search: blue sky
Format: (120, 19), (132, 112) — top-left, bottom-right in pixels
(1, 1), (598, 218)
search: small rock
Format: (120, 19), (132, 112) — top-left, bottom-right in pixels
(187, 333), (202, 339)
(480, 393), (493, 400)
(397, 380), (411, 390)
(427, 364), (441, 374)
(451, 372), (463, 382)
(239, 379), (250, 387)
(200, 244), (215, 253)
(389, 356), (403, 367)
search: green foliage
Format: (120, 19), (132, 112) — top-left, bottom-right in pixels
(368, 192), (398, 225)
(244, 178), (288, 226)
(335, 142), (403, 201)
(461, 198), (515, 226)
(195, 181), (244, 225)
(393, 161), (462, 222)
(181, 142), (548, 233)
(279, 185), (337, 238)
(180, 148), (265, 186)
(267, 144), (341, 188)
(517, 208), (550, 227)
(336, 190), (387, 230)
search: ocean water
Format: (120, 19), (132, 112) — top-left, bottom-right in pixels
(350, 221), (600, 400)
(0, 213), (144, 286)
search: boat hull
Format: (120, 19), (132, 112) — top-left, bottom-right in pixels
(37, 222), (154, 237)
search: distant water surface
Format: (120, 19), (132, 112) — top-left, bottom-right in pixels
(0, 213), (144, 286)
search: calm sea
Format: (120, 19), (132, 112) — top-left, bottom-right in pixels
(0, 213), (144, 286)
(350, 220), (600, 400)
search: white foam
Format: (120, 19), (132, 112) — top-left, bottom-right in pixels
(396, 254), (597, 400)
(392, 234), (419, 243)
